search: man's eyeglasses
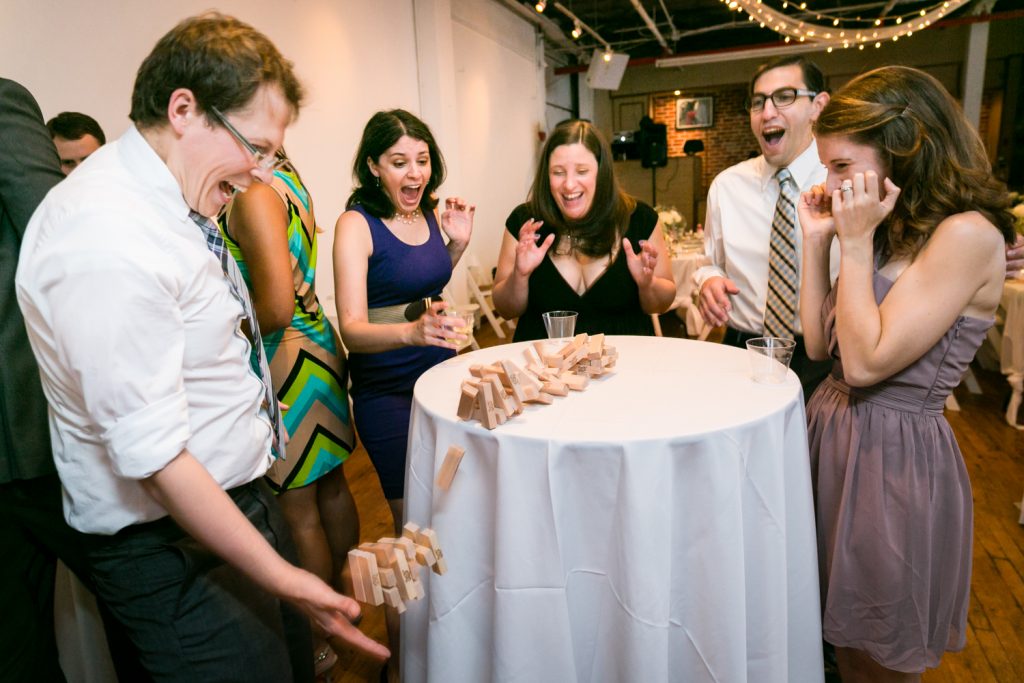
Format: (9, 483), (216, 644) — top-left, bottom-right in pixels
(209, 106), (289, 172)
(746, 88), (818, 113)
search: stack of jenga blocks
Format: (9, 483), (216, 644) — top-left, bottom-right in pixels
(348, 523), (446, 612)
(456, 333), (617, 430)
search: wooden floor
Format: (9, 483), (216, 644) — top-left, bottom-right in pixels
(327, 313), (1024, 682)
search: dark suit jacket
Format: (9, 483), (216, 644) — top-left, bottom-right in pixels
(0, 78), (64, 482)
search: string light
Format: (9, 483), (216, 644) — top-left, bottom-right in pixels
(534, 0), (546, 12)
(571, 21), (582, 39)
(719, 0), (966, 51)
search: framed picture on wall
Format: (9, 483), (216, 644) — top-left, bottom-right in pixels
(675, 96), (713, 130)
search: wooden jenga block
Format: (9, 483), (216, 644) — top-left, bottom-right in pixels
(543, 354), (566, 371)
(513, 363), (545, 393)
(560, 372), (589, 391)
(541, 379), (568, 396)
(475, 382), (498, 429)
(468, 364), (485, 378)
(360, 542), (397, 568)
(402, 522), (420, 540)
(531, 341), (548, 363)
(604, 345), (617, 359)
(498, 360), (529, 402)
(435, 444), (465, 491)
(521, 382), (540, 401)
(377, 536), (417, 563)
(587, 333), (605, 359)
(389, 550), (420, 601)
(525, 362), (548, 379)
(457, 384), (478, 421)
(414, 528), (447, 575)
(485, 375), (516, 417)
(347, 549), (384, 606)
(382, 586), (406, 613)
(378, 566), (396, 588)
(492, 405), (508, 425)
(414, 544), (437, 568)
(524, 391), (553, 405)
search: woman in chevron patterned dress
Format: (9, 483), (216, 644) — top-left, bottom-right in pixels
(220, 157), (357, 676)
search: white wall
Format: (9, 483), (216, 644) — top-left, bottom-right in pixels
(450, 0), (543, 285)
(0, 0), (540, 304)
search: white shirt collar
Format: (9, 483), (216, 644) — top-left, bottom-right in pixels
(757, 138), (823, 192)
(118, 124), (194, 226)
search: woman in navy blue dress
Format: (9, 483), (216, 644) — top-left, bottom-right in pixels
(333, 110), (473, 527)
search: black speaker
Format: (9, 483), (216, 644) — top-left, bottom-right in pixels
(638, 121), (667, 169)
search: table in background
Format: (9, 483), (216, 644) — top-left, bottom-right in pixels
(668, 245), (710, 338)
(403, 336), (823, 682)
(1000, 279), (1024, 430)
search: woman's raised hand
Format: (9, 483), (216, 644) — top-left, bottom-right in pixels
(441, 197), (475, 250)
(514, 218), (554, 277)
(797, 183), (837, 242)
(623, 238), (658, 289)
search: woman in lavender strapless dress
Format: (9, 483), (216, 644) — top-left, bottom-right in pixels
(798, 66), (1018, 682)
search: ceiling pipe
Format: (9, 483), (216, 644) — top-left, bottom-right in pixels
(657, 0), (681, 42)
(497, 0), (578, 53)
(628, 0), (670, 52)
(553, 2), (613, 53)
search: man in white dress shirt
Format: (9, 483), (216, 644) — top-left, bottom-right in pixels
(15, 12), (387, 680)
(696, 55), (837, 399)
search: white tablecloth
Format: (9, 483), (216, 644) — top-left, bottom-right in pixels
(403, 336), (823, 682)
(670, 250), (711, 337)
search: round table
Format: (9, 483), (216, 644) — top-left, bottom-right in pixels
(403, 336), (823, 683)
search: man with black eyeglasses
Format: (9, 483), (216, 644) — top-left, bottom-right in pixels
(695, 55), (839, 400)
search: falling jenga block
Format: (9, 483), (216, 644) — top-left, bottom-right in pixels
(457, 383), (478, 421)
(394, 549), (423, 601)
(382, 586), (406, 613)
(378, 566), (396, 588)
(435, 445), (465, 491)
(377, 536), (417, 563)
(360, 542), (396, 569)
(347, 548), (384, 606)
(414, 544), (437, 568)
(414, 528), (447, 575)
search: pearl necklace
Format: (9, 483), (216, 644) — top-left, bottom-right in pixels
(394, 208), (421, 225)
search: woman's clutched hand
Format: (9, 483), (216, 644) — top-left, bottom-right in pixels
(831, 171), (900, 244)
(797, 183), (837, 243)
(409, 301), (468, 350)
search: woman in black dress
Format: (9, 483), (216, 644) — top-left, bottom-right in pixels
(492, 119), (675, 340)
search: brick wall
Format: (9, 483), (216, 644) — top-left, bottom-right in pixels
(650, 85), (757, 204)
